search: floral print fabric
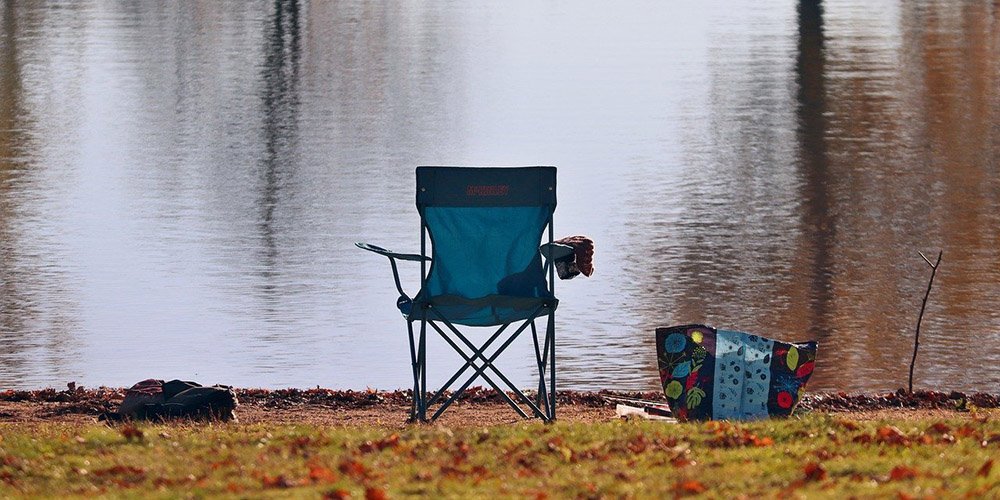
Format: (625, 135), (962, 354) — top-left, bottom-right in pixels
(655, 324), (818, 421)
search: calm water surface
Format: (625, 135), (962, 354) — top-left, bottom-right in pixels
(1, 1), (998, 393)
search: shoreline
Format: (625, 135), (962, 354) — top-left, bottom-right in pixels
(1, 386), (997, 426)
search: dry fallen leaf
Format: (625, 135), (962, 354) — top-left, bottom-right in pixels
(955, 425), (978, 438)
(365, 487), (388, 500)
(888, 465), (918, 481)
(977, 459), (993, 478)
(876, 426), (909, 446)
(339, 459), (369, 480)
(120, 424), (143, 442)
(261, 474), (292, 489)
(836, 419), (860, 431)
(804, 462), (827, 482)
(360, 434), (400, 454)
(673, 480), (707, 495)
(309, 464), (339, 484)
(926, 422), (951, 434)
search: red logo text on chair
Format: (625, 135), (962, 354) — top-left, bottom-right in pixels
(466, 184), (510, 197)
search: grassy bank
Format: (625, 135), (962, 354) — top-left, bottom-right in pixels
(1, 411), (997, 498)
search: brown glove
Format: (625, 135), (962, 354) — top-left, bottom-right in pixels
(554, 235), (594, 277)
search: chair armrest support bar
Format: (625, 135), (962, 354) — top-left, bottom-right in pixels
(356, 242), (429, 298)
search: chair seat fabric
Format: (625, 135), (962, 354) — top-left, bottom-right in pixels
(413, 204), (555, 326)
(404, 294), (556, 326)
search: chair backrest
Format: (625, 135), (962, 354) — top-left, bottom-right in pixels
(414, 166), (557, 325)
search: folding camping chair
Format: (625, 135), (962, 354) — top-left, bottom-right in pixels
(357, 166), (560, 422)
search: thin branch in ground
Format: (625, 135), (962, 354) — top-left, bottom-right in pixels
(909, 250), (942, 394)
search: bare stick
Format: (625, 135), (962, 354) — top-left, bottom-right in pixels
(909, 250), (942, 394)
(918, 251), (933, 268)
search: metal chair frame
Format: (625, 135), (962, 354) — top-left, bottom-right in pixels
(404, 216), (557, 422)
(358, 166), (559, 423)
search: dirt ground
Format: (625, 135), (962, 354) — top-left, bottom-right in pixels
(0, 398), (990, 428)
(0, 399), (613, 427)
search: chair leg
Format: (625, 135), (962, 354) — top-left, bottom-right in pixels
(430, 316), (544, 421)
(547, 310), (556, 421)
(423, 307), (547, 419)
(418, 318), (429, 422)
(431, 318), (546, 418)
(406, 321), (416, 421)
(530, 320), (550, 418)
(423, 322), (509, 409)
(426, 321), (529, 419)
(406, 320), (423, 423)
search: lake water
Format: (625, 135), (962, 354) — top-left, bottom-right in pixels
(1, 1), (998, 394)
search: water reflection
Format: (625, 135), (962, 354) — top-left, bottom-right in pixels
(0, 2), (80, 386)
(613, 2), (803, 390)
(0, 1), (997, 393)
(792, 0), (840, 390)
(901, 0), (1000, 390)
(0, 0), (33, 382)
(793, 0), (1000, 390)
(795, 0), (834, 343)
(256, 0), (300, 319)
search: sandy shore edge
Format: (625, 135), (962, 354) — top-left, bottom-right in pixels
(1, 387), (996, 427)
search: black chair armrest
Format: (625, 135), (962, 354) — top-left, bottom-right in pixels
(539, 242), (574, 261)
(356, 242), (430, 262)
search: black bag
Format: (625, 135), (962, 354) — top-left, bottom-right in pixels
(104, 379), (238, 422)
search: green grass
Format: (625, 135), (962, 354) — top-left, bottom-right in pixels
(1, 412), (997, 498)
